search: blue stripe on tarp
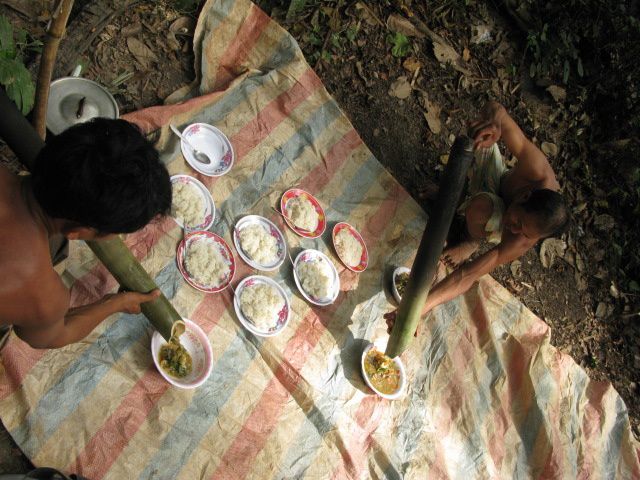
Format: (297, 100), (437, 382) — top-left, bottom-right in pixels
(602, 395), (626, 480)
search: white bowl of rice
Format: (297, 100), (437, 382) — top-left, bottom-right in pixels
(293, 249), (340, 306)
(233, 275), (290, 337)
(332, 222), (368, 272)
(233, 215), (286, 271)
(177, 231), (235, 293)
(170, 175), (215, 231)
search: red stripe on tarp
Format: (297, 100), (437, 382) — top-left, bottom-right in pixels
(230, 69), (323, 161)
(213, 6), (271, 91)
(69, 293), (229, 480)
(211, 185), (405, 479)
(329, 395), (386, 479)
(0, 339), (46, 401)
(297, 129), (363, 194)
(576, 381), (611, 480)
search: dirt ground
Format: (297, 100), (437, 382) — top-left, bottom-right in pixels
(1, 0), (638, 474)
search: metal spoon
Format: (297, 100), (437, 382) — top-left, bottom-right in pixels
(170, 124), (212, 165)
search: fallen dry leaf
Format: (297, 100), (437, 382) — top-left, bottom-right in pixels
(541, 141), (558, 157)
(170, 16), (196, 36)
(546, 85), (567, 103)
(388, 76), (412, 99)
(433, 41), (460, 68)
(470, 24), (492, 44)
(539, 238), (567, 268)
(354, 2), (382, 26)
(510, 259), (522, 277)
(386, 14), (424, 38)
(403, 57), (421, 74)
(127, 37), (158, 69)
(420, 93), (441, 134)
(594, 214), (615, 231)
(595, 302), (608, 319)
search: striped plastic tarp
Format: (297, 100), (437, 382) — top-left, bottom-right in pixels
(1, 1), (639, 478)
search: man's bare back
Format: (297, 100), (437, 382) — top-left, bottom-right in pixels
(0, 118), (171, 349)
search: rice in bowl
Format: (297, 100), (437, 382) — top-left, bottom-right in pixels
(286, 196), (318, 231)
(298, 258), (332, 299)
(239, 224), (278, 265)
(185, 240), (230, 287)
(240, 283), (284, 331)
(335, 229), (363, 267)
(172, 182), (204, 228)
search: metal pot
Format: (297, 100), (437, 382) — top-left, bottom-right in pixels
(46, 68), (119, 135)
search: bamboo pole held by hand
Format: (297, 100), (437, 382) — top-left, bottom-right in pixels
(385, 136), (474, 358)
(32, 0), (75, 139)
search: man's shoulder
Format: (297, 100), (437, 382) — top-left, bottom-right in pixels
(496, 232), (536, 262)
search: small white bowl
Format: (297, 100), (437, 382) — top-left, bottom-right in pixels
(360, 343), (406, 400)
(180, 123), (234, 177)
(151, 319), (213, 389)
(392, 267), (411, 304)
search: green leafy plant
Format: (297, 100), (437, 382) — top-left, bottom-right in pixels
(387, 32), (411, 58)
(0, 15), (37, 114)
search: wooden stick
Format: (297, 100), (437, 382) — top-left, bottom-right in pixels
(32, 0), (75, 139)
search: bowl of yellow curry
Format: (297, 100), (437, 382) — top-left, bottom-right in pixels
(151, 319), (213, 389)
(361, 343), (406, 400)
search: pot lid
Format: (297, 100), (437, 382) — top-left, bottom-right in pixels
(46, 77), (119, 135)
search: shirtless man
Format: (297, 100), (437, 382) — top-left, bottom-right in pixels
(0, 118), (171, 349)
(387, 101), (568, 332)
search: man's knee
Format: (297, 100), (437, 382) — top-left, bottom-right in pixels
(464, 195), (494, 239)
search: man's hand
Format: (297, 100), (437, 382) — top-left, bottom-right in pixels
(106, 289), (161, 314)
(468, 101), (506, 150)
(384, 310), (419, 337)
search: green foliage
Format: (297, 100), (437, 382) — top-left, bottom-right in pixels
(526, 22), (584, 84)
(0, 15), (36, 115)
(287, 0), (308, 21)
(387, 32), (411, 58)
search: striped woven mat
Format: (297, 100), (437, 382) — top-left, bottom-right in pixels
(1, 1), (639, 478)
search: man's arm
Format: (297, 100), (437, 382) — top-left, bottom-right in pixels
(421, 237), (530, 317)
(12, 269), (160, 349)
(471, 101), (560, 192)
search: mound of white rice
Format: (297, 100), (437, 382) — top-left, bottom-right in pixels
(286, 196), (318, 231)
(335, 229), (363, 267)
(298, 258), (332, 299)
(172, 182), (204, 227)
(239, 224), (278, 265)
(185, 240), (229, 286)
(240, 283), (284, 330)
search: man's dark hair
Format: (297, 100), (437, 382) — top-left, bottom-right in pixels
(520, 188), (569, 237)
(32, 118), (171, 234)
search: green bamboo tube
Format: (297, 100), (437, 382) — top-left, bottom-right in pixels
(87, 238), (179, 340)
(385, 136), (474, 358)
